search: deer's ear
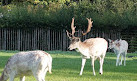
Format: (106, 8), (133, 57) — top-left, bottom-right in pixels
(66, 30), (72, 39)
(108, 39), (111, 42)
(108, 39), (114, 43)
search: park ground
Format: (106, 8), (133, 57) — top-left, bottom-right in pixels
(0, 50), (137, 81)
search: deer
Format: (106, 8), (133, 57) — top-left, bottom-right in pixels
(108, 39), (128, 66)
(0, 50), (52, 81)
(66, 17), (108, 76)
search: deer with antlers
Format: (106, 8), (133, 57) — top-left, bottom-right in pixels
(66, 18), (108, 76)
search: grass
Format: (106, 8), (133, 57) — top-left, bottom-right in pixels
(0, 50), (137, 81)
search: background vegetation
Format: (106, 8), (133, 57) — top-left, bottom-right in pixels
(0, 0), (137, 31)
(0, 51), (137, 81)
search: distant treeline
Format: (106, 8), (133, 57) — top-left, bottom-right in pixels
(0, 0), (137, 31)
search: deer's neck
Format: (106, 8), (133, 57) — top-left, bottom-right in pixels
(112, 45), (120, 52)
(76, 41), (90, 57)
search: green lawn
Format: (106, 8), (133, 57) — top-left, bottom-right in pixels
(0, 50), (137, 81)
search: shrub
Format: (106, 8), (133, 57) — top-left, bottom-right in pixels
(0, 0), (136, 31)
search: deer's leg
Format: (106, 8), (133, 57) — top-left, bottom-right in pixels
(80, 58), (86, 75)
(119, 54), (123, 66)
(36, 76), (42, 81)
(99, 53), (106, 75)
(9, 73), (15, 81)
(41, 77), (45, 81)
(116, 53), (120, 66)
(34, 71), (46, 81)
(33, 73), (42, 81)
(41, 68), (48, 81)
(33, 69), (43, 81)
(41, 73), (45, 81)
(91, 57), (96, 76)
(99, 57), (102, 74)
(99, 57), (103, 74)
(20, 76), (25, 81)
(124, 51), (127, 66)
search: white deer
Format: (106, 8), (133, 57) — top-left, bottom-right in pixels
(66, 18), (108, 75)
(108, 39), (128, 66)
(0, 50), (52, 81)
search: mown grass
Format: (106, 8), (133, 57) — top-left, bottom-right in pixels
(0, 50), (137, 81)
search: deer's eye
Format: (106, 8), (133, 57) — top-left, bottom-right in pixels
(75, 39), (80, 42)
(70, 39), (75, 43)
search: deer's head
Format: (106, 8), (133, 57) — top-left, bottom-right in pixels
(66, 17), (93, 50)
(108, 39), (120, 49)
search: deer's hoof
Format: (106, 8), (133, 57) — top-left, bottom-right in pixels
(99, 72), (103, 75)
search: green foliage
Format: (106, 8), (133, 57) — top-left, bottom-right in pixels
(0, 0), (137, 30)
(26, 0), (70, 5)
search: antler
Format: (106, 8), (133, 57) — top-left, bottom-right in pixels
(82, 18), (93, 36)
(66, 30), (72, 39)
(66, 17), (76, 38)
(71, 17), (76, 37)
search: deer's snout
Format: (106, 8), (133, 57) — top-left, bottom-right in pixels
(68, 45), (74, 50)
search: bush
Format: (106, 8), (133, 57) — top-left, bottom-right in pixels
(0, 0), (137, 31)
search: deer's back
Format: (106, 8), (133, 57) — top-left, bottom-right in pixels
(84, 38), (108, 55)
(5, 50), (50, 76)
(119, 40), (128, 50)
(114, 40), (128, 53)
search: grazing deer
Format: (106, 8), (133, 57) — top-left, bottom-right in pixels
(0, 50), (52, 81)
(108, 39), (128, 66)
(66, 18), (108, 75)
